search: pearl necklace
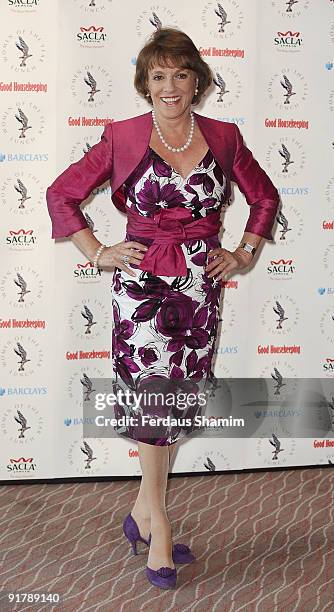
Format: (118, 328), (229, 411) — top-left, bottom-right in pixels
(152, 109), (195, 153)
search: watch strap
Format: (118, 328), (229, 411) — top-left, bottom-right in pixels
(238, 242), (257, 255)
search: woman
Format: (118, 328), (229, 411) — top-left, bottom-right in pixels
(46, 28), (279, 589)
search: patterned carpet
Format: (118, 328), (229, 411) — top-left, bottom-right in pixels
(1, 467), (333, 611)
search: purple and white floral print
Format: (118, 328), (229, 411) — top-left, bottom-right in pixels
(111, 147), (227, 446)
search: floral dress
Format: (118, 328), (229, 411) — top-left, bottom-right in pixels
(110, 146), (228, 446)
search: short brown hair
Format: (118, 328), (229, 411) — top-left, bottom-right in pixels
(134, 27), (212, 105)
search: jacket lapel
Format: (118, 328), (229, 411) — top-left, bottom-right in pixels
(111, 111), (152, 195)
(194, 112), (234, 180)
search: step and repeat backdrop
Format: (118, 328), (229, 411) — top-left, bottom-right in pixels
(1, 0), (334, 481)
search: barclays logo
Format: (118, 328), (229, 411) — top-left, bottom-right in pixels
(92, 185), (111, 196)
(6, 387), (47, 395)
(278, 186), (309, 196)
(214, 346), (238, 355)
(318, 287), (334, 295)
(216, 116), (245, 126)
(254, 409), (302, 418)
(64, 416), (96, 426)
(1, 153), (48, 162)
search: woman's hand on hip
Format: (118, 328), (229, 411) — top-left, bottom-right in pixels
(97, 240), (148, 277)
(205, 247), (253, 281)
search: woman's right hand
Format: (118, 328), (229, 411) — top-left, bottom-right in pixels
(96, 240), (149, 277)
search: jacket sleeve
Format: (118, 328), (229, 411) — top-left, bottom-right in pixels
(46, 122), (113, 239)
(231, 124), (280, 241)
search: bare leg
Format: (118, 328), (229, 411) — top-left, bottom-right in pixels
(131, 441), (179, 540)
(168, 440), (178, 470)
(131, 475), (151, 541)
(131, 441), (178, 570)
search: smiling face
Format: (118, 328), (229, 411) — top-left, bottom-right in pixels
(147, 63), (198, 121)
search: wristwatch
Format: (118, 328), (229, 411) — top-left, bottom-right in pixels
(238, 242), (257, 256)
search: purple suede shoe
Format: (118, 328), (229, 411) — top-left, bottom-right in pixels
(122, 513), (196, 564)
(122, 512), (150, 555)
(170, 542), (195, 564)
(146, 565), (177, 589)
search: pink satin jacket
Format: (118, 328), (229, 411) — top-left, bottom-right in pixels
(46, 111), (280, 241)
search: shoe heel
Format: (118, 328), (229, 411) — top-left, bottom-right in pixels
(123, 512), (149, 556)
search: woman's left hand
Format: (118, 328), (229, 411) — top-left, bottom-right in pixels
(205, 247), (253, 281)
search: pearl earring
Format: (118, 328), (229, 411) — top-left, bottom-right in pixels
(194, 81), (199, 96)
(146, 91), (150, 97)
